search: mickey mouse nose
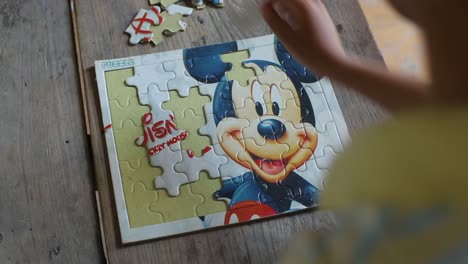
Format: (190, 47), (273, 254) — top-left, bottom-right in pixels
(257, 119), (286, 140)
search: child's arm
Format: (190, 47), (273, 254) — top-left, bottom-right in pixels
(260, 0), (431, 111)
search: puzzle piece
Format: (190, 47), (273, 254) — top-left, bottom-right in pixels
(212, 143), (250, 179)
(166, 4), (194, 16)
(190, 173), (228, 218)
(110, 98), (148, 130)
(162, 60), (198, 96)
(153, 152), (187, 196)
(295, 157), (328, 190)
(126, 63), (175, 105)
(114, 120), (148, 166)
(185, 56), (232, 84)
(230, 79), (266, 111)
(148, 0), (179, 8)
(315, 146), (339, 170)
(125, 7), (163, 45)
(149, 184), (205, 221)
(275, 40), (321, 83)
(174, 108), (211, 156)
(313, 121), (345, 159)
(175, 148), (227, 181)
(124, 182), (164, 226)
(245, 44), (280, 65)
(244, 62), (289, 86)
(301, 87), (335, 133)
(303, 81), (323, 94)
(119, 158), (162, 191)
(198, 81), (235, 116)
(220, 50), (256, 86)
(105, 70), (139, 108)
(162, 88), (210, 119)
(150, 11), (188, 46)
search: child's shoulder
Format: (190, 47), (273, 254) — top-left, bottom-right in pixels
(322, 107), (468, 209)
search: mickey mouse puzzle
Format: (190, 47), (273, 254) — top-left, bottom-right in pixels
(95, 34), (350, 243)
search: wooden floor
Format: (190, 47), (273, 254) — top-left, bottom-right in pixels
(0, 0), (385, 263)
(359, 0), (428, 78)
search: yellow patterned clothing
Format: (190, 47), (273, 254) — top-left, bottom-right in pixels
(281, 108), (468, 263)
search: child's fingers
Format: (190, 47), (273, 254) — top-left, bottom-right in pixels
(260, 0), (295, 42)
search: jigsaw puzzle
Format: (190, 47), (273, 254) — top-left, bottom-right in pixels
(95, 34), (350, 243)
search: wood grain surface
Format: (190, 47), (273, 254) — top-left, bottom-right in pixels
(0, 0), (103, 263)
(0, 0), (386, 263)
(76, 0), (385, 263)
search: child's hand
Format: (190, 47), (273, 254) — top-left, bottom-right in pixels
(260, 0), (431, 110)
(259, 0), (347, 74)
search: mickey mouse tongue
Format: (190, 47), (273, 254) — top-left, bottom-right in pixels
(255, 157), (285, 175)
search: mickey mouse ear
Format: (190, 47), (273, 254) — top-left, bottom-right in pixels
(274, 37), (321, 83)
(183, 41), (238, 84)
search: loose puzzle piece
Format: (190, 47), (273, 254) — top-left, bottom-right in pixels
(150, 11), (188, 46)
(149, 0), (179, 8)
(166, 4), (194, 16)
(125, 7), (163, 45)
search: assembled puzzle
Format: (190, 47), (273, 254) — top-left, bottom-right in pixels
(95, 34), (350, 243)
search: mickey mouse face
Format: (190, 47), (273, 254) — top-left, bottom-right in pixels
(217, 64), (318, 183)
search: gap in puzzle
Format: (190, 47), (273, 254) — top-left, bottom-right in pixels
(95, 34), (350, 243)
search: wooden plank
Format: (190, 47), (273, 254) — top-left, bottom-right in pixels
(70, 0), (91, 135)
(76, 0), (386, 263)
(0, 0), (103, 263)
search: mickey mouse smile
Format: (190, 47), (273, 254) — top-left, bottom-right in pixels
(252, 153), (287, 176)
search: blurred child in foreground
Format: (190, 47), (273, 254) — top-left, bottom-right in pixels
(259, 0), (468, 262)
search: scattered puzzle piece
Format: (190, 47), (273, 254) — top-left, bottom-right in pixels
(148, 0), (179, 8)
(125, 7), (163, 45)
(166, 4), (194, 16)
(150, 11), (188, 46)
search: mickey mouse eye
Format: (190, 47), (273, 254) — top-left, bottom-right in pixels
(271, 84), (282, 116)
(252, 80), (267, 116)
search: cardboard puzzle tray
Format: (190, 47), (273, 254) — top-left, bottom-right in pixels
(95, 34), (350, 243)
